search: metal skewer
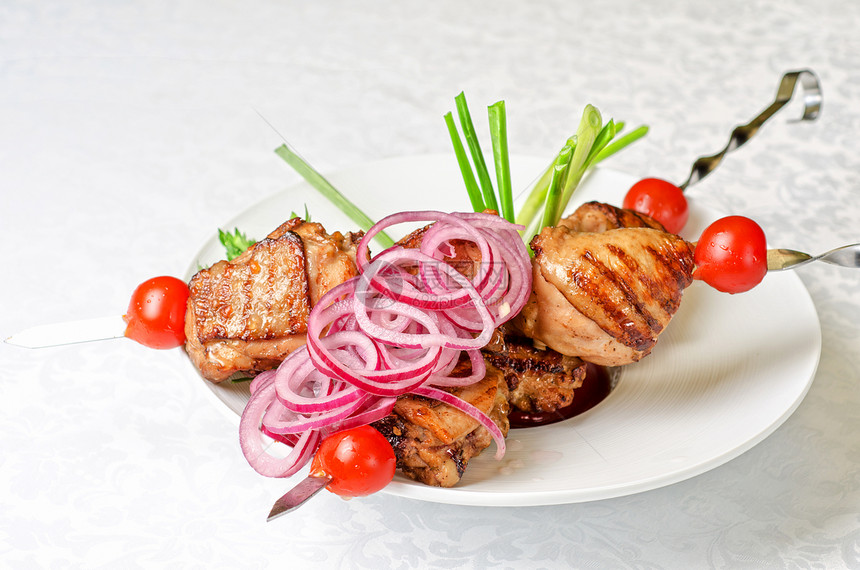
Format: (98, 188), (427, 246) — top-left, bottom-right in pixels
(267, 473), (333, 521)
(767, 243), (860, 271)
(4, 315), (127, 348)
(679, 69), (822, 190)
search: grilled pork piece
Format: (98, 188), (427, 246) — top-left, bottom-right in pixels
(560, 201), (666, 233)
(513, 225), (695, 367)
(185, 219), (362, 382)
(372, 363), (510, 488)
(482, 328), (586, 414)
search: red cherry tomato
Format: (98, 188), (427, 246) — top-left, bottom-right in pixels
(623, 178), (689, 234)
(693, 216), (768, 294)
(124, 276), (190, 349)
(310, 425), (396, 498)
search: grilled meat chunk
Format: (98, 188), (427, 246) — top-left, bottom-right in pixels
(482, 328), (586, 414)
(560, 201), (666, 233)
(185, 218), (362, 382)
(513, 225), (695, 367)
(372, 364), (510, 488)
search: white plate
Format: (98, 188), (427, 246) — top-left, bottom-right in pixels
(185, 154), (821, 507)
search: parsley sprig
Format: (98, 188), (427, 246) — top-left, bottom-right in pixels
(218, 228), (256, 260)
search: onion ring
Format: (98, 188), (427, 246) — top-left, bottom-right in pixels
(240, 211), (531, 478)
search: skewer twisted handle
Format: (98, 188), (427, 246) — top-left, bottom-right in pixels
(680, 69), (822, 190)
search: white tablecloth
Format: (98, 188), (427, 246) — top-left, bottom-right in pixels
(3, 1), (859, 568)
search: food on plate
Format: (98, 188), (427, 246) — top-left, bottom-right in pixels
(183, 168), (755, 498)
(186, 200), (700, 490)
(482, 327), (586, 416)
(372, 359), (510, 487)
(124, 275), (189, 349)
(184, 218), (363, 382)
(224, 201), (702, 491)
(189, 96), (778, 506)
(693, 215), (768, 293)
(513, 225), (695, 366)
(237, 211), (530, 485)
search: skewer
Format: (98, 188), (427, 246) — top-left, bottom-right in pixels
(679, 69), (822, 190)
(5, 243), (856, 349)
(767, 243), (860, 271)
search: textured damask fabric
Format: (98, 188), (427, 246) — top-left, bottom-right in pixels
(2, 1), (859, 568)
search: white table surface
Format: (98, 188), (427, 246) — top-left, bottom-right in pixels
(3, 1), (859, 568)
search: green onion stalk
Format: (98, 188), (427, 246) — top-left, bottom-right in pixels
(515, 107), (648, 246)
(444, 92), (516, 223)
(274, 143), (395, 248)
(445, 94), (648, 251)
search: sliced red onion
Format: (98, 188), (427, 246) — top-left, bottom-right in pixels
(264, 390), (372, 434)
(240, 210), (531, 479)
(249, 369), (275, 395)
(238, 379), (321, 478)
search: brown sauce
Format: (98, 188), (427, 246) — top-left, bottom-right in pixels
(509, 363), (613, 428)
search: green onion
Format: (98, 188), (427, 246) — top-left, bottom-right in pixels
(488, 100), (515, 222)
(446, 93), (648, 244)
(591, 125), (649, 164)
(446, 94), (518, 220)
(274, 143), (394, 248)
(444, 111), (485, 212)
(555, 105), (602, 221)
(585, 119), (617, 166)
(541, 145), (574, 230)
(514, 107), (647, 240)
(455, 92), (498, 212)
(515, 135), (575, 230)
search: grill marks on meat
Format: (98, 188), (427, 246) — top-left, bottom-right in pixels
(514, 225), (695, 366)
(185, 219), (362, 382)
(372, 363), (510, 488)
(191, 231), (309, 343)
(482, 329), (586, 414)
